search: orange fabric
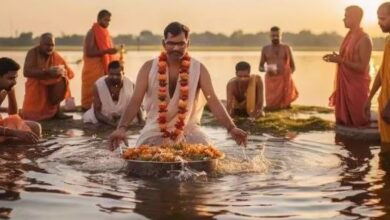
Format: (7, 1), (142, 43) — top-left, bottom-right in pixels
(378, 37), (390, 143)
(92, 23), (117, 74)
(81, 23), (117, 109)
(329, 28), (370, 127)
(22, 46), (74, 121)
(81, 57), (105, 109)
(0, 114), (31, 143)
(265, 47), (298, 109)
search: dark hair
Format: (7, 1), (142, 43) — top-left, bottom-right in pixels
(97, 9), (111, 20)
(164, 22), (190, 39)
(108, 60), (121, 70)
(0, 57), (20, 76)
(235, 61), (251, 72)
(270, 26), (280, 32)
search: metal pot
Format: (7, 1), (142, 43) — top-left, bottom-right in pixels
(125, 159), (219, 178)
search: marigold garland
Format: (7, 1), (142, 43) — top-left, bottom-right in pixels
(157, 52), (191, 140)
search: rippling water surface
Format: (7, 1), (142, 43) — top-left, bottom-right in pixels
(1, 113), (389, 219)
(0, 50), (389, 219)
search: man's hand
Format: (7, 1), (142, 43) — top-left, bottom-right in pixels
(323, 52), (343, 64)
(109, 127), (128, 151)
(11, 130), (40, 144)
(229, 127), (247, 147)
(105, 48), (118, 55)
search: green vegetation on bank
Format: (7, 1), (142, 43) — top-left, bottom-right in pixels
(203, 105), (334, 136)
(0, 30), (386, 50)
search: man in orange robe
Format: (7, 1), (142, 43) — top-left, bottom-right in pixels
(0, 57), (40, 144)
(367, 3), (390, 144)
(259, 26), (298, 110)
(81, 9), (118, 110)
(22, 33), (74, 121)
(324, 6), (372, 127)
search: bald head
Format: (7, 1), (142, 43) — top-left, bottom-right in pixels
(379, 2), (390, 14)
(378, 2), (390, 33)
(39, 33), (55, 56)
(346, 6), (363, 22)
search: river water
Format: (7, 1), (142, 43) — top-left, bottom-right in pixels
(0, 50), (389, 219)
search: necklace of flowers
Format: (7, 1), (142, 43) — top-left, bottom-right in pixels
(157, 51), (190, 140)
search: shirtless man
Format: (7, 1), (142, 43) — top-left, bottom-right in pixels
(227, 61), (264, 118)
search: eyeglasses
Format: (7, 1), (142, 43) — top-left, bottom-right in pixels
(164, 41), (187, 48)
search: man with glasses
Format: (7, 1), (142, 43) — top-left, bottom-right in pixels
(109, 22), (247, 149)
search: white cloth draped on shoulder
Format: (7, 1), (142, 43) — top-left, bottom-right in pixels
(83, 76), (135, 124)
(136, 57), (208, 146)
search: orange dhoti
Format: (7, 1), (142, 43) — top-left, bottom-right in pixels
(22, 46), (74, 121)
(265, 67), (298, 110)
(0, 115), (31, 143)
(81, 57), (105, 110)
(329, 28), (370, 127)
(378, 38), (390, 143)
(81, 22), (117, 110)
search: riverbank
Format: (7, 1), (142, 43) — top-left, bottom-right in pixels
(38, 105), (334, 139)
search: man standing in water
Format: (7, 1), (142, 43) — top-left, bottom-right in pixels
(81, 9), (118, 111)
(259, 26), (298, 110)
(324, 6), (372, 128)
(109, 22), (247, 149)
(366, 2), (390, 144)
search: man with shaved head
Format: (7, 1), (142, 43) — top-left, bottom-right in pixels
(22, 33), (74, 121)
(367, 2), (390, 144)
(323, 6), (372, 127)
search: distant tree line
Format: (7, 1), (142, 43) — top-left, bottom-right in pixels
(0, 30), (386, 50)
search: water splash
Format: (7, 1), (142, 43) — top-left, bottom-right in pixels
(216, 144), (270, 175)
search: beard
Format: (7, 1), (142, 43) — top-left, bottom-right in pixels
(272, 39), (280, 45)
(167, 51), (184, 60)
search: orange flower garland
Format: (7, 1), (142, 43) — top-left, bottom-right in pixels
(157, 52), (191, 140)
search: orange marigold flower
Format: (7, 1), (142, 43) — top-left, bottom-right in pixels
(181, 60), (190, 68)
(158, 74), (167, 81)
(178, 99), (187, 108)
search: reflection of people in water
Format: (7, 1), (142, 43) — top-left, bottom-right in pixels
(334, 135), (374, 208)
(133, 180), (217, 220)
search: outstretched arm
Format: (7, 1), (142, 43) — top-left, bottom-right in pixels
(199, 64), (247, 146)
(109, 60), (151, 150)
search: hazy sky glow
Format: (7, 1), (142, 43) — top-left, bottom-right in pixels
(0, 0), (388, 38)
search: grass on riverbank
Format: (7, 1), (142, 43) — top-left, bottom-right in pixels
(203, 105), (334, 136)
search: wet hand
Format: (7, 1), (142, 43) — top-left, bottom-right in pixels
(109, 128), (128, 151)
(229, 127), (248, 147)
(13, 130), (40, 144)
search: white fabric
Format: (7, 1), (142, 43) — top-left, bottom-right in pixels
(83, 76), (135, 124)
(136, 57), (208, 146)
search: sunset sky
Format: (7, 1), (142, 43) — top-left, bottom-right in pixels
(0, 0), (388, 38)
